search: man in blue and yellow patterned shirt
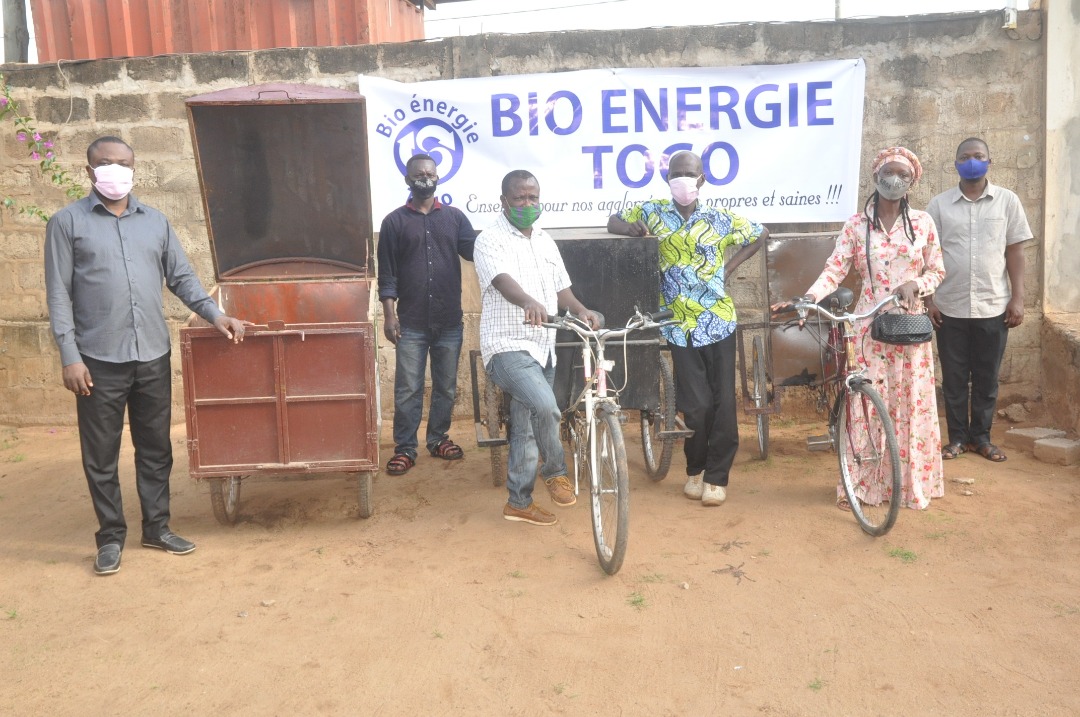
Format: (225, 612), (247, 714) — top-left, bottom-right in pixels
(608, 150), (767, 507)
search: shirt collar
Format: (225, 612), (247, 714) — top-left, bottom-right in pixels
(497, 211), (539, 240)
(406, 194), (442, 211)
(948, 180), (997, 203)
(656, 197), (702, 224)
(89, 190), (143, 215)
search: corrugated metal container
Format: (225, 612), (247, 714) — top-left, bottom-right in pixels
(29, 0), (428, 62)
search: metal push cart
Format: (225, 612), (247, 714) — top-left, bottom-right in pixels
(179, 84), (380, 525)
(469, 230), (690, 485)
(734, 230), (864, 460)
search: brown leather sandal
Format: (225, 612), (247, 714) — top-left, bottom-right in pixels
(941, 442), (967, 460)
(386, 453), (415, 475)
(429, 439), (464, 460)
(967, 442), (1007, 462)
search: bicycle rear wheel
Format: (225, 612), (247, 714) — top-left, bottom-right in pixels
(641, 351), (676, 481)
(835, 382), (902, 536)
(589, 409), (630, 575)
(480, 370), (507, 487)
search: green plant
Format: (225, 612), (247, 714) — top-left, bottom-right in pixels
(0, 72), (86, 222)
(507, 570), (525, 579)
(808, 678), (826, 691)
(640, 573), (665, 583)
(888, 547), (918, 563)
(627, 592), (647, 610)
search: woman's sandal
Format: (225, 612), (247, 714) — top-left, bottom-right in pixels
(386, 453), (415, 475)
(941, 442), (967, 460)
(836, 496), (852, 512)
(967, 442), (1007, 463)
(429, 439), (464, 461)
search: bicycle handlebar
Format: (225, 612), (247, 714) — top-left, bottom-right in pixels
(540, 307), (674, 341)
(793, 293), (900, 323)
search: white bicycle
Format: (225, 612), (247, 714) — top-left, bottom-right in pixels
(542, 308), (674, 574)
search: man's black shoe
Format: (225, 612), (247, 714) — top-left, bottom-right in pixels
(94, 544), (122, 575)
(141, 530), (196, 555)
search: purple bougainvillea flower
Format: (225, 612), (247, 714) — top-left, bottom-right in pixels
(31, 151), (40, 160)
(0, 97), (8, 106)
(16, 131), (26, 141)
(33, 132), (41, 141)
(43, 140), (53, 148)
(45, 151), (54, 159)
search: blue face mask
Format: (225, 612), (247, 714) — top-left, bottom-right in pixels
(955, 158), (990, 181)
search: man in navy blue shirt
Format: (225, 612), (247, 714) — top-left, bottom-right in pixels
(377, 154), (476, 475)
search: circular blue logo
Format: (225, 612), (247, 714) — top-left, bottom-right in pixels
(394, 118), (464, 183)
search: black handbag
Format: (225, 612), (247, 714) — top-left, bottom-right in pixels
(871, 310), (933, 345)
(865, 230), (933, 346)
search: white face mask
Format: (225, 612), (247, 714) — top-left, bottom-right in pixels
(669, 175), (700, 206)
(93, 164), (134, 201)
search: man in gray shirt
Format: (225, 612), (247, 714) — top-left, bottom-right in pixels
(44, 136), (247, 575)
(925, 137), (1033, 464)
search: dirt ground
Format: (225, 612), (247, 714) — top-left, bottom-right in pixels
(2, 411), (1079, 716)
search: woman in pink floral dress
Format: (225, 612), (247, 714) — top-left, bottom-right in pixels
(802, 147), (946, 510)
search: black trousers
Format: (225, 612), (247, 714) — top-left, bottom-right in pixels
(670, 333), (738, 487)
(76, 353), (173, 548)
(935, 313), (1009, 447)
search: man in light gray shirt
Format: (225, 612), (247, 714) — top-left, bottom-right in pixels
(925, 137), (1033, 464)
(45, 136), (247, 576)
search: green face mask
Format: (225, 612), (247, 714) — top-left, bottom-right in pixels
(507, 204), (542, 229)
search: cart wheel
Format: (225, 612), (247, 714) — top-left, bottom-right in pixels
(209, 477), (241, 525)
(357, 472), (374, 519)
(641, 352), (676, 481)
(751, 335), (770, 460)
(482, 371), (508, 487)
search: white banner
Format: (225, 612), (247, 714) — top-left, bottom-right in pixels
(360, 59), (865, 229)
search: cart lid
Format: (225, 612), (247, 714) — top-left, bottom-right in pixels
(186, 83), (374, 280)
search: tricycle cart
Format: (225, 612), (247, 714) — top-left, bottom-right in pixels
(735, 230), (865, 460)
(470, 230), (690, 486)
(179, 83), (379, 525)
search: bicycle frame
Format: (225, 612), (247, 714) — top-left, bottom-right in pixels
(546, 311), (669, 495)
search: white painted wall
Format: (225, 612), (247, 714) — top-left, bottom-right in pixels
(1044, 0), (1080, 312)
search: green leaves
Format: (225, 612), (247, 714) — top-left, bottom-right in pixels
(0, 72), (86, 222)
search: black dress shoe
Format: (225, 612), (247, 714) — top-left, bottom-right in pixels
(94, 544), (122, 575)
(141, 530), (196, 555)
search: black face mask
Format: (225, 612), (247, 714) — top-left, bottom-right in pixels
(408, 177), (438, 198)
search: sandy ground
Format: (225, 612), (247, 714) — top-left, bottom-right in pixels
(2, 412), (1079, 716)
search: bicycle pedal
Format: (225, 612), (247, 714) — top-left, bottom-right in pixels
(806, 434), (833, 451)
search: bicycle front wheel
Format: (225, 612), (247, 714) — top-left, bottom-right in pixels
(835, 381), (902, 536)
(589, 409), (630, 575)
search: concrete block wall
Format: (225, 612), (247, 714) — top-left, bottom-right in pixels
(0, 10), (1046, 425)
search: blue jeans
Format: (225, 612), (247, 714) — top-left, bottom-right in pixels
(393, 324), (463, 459)
(486, 351), (566, 509)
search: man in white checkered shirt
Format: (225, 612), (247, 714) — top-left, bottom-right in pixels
(475, 169), (600, 527)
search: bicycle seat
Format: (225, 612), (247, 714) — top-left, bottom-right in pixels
(818, 287), (854, 312)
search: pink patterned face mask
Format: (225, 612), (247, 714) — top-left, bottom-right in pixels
(669, 175), (700, 206)
(93, 164), (134, 200)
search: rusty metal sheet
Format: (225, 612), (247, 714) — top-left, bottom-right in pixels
(29, 0), (426, 62)
(182, 321), (378, 476)
(549, 231), (663, 412)
(767, 233), (862, 386)
(186, 84), (374, 280)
